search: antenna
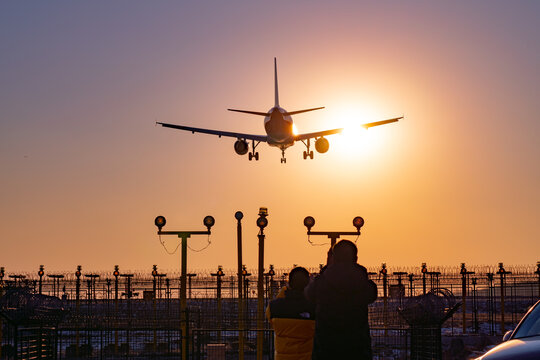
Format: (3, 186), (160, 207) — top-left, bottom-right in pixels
(274, 57), (279, 107)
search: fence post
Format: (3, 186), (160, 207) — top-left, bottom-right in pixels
(75, 265), (81, 358)
(408, 274), (414, 297)
(535, 262), (540, 299)
(498, 263), (511, 334)
(380, 263), (388, 334)
(113, 265), (119, 356)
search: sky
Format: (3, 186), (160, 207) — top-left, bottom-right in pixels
(1, 1), (539, 274)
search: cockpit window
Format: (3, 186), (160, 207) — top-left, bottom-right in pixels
(513, 303), (540, 339)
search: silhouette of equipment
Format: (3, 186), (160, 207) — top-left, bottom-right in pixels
(303, 216), (364, 247)
(154, 214), (215, 360)
(399, 289), (461, 360)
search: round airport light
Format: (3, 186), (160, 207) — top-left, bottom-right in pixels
(155, 216), (166, 231)
(303, 216), (315, 231)
(235, 211), (244, 221)
(203, 215), (215, 230)
(352, 216), (364, 231)
(256, 216), (268, 229)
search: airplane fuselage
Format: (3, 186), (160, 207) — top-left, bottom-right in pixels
(264, 107), (295, 149)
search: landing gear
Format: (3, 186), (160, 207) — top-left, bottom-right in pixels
(303, 150), (314, 159)
(248, 140), (260, 161)
(280, 149), (287, 164)
(301, 139), (314, 160)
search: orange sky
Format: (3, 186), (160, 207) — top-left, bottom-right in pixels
(1, 2), (539, 273)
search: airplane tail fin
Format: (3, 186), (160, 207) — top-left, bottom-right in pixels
(274, 57), (279, 107)
(284, 107), (325, 116)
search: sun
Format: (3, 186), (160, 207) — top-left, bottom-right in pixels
(333, 106), (388, 156)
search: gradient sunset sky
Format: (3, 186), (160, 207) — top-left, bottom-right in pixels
(1, 1), (539, 273)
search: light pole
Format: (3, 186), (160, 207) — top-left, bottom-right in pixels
(154, 214), (215, 360)
(256, 207), (268, 360)
(38, 265), (44, 295)
(235, 211), (245, 360)
(303, 216), (364, 248)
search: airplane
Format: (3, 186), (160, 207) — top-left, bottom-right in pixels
(157, 58), (402, 163)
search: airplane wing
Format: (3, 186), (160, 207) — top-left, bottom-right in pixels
(295, 128), (343, 141)
(157, 122), (268, 142)
(294, 116), (402, 141)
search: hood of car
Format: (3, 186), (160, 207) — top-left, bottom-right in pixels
(478, 336), (540, 360)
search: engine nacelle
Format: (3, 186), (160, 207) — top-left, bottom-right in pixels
(315, 137), (329, 153)
(234, 139), (249, 155)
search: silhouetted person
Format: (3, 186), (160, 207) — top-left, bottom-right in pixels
(266, 267), (315, 360)
(305, 240), (377, 360)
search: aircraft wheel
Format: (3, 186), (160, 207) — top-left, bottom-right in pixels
(248, 153), (253, 161)
(255, 152), (259, 161)
(309, 151), (314, 159)
(303, 151), (307, 159)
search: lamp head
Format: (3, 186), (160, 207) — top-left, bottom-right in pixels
(352, 216), (364, 231)
(256, 216), (268, 229)
(155, 216), (166, 231)
(203, 215), (215, 230)
(258, 207), (268, 217)
(303, 216), (315, 231)
(235, 211), (244, 221)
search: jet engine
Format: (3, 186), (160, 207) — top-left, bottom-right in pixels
(315, 137), (329, 153)
(234, 139), (249, 155)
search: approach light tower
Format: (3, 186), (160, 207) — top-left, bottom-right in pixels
(154, 214), (215, 360)
(256, 207), (269, 360)
(303, 216), (364, 248)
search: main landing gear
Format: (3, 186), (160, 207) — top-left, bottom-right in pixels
(301, 139), (314, 160)
(249, 140), (260, 161)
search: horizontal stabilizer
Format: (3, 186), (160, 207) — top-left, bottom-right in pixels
(284, 107), (325, 116)
(228, 109), (269, 116)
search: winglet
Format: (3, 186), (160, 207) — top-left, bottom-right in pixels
(274, 57), (279, 107)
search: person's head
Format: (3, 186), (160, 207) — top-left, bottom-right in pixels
(288, 266), (310, 290)
(332, 240), (358, 264)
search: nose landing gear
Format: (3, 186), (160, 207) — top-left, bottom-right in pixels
(280, 149), (287, 163)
